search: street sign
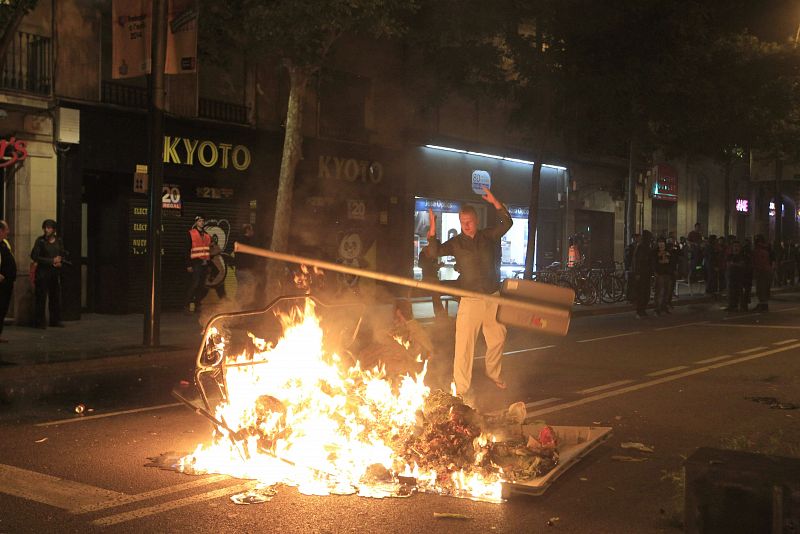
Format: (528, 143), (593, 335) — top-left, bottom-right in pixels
(471, 170), (491, 194)
(134, 164), (148, 193)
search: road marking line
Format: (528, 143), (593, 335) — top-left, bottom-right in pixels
(704, 323), (800, 330)
(92, 482), (257, 526)
(501, 345), (556, 356)
(74, 475), (231, 514)
(0, 464), (125, 511)
(775, 306), (799, 312)
(694, 355), (733, 364)
(654, 321), (708, 331)
(527, 342), (800, 419)
(646, 366), (689, 377)
(35, 403), (183, 427)
(576, 332), (640, 344)
(525, 398), (560, 408)
(774, 338), (798, 345)
(736, 346), (767, 354)
(577, 380), (635, 395)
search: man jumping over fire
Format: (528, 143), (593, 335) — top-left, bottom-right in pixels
(426, 186), (513, 405)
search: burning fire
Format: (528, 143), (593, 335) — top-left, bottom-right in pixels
(180, 301), (504, 501)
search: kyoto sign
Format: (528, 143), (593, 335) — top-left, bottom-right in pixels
(163, 136), (251, 171)
(0, 137), (28, 168)
(318, 156), (384, 184)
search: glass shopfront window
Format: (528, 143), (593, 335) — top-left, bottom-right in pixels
(413, 198), (532, 282)
(500, 206), (531, 280)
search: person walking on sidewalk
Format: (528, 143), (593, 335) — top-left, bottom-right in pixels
(30, 219), (66, 328)
(753, 234), (774, 311)
(632, 230), (654, 318)
(185, 215), (212, 313)
(426, 186), (512, 402)
(724, 240), (748, 312)
(653, 237), (673, 315)
(0, 221), (17, 342)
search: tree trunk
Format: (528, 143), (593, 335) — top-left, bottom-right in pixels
(266, 63), (312, 299)
(523, 156), (543, 278)
(722, 157), (731, 238)
(0, 1), (35, 61)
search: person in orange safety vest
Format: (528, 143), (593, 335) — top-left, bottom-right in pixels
(567, 237), (582, 268)
(185, 214), (211, 312)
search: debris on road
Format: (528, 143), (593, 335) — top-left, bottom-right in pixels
(546, 516), (560, 526)
(745, 396), (798, 410)
(34, 437), (48, 443)
(611, 455), (649, 462)
(230, 485), (277, 505)
(620, 442), (654, 453)
(74, 404), (85, 415)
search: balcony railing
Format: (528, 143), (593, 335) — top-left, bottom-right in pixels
(101, 80), (148, 109)
(0, 31), (52, 95)
(199, 98), (249, 124)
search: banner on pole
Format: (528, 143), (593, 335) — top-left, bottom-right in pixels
(111, 0), (152, 79)
(165, 0), (198, 74)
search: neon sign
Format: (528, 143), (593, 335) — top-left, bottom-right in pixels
(0, 137), (28, 168)
(735, 199), (749, 213)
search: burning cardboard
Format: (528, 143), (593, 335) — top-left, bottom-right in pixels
(173, 296), (605, 503)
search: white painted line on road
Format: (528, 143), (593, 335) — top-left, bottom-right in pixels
(576, 332), (640, 344)
(527, 342), (800, 419)
(577, 380), (635, 395)
(92, 482), (257, 526)
(774, 338), (799, 345)
(694, 355), (733, 364)
(35, 403), (183, 427)
(0, 464), (125, 511)
(736, 346), (767, 354)
(502, 345), (556, 355)
(73, 474), (231, 514)
(525, 398), (561, 408)
(646, 366), (689, 377)
(705, 323), (800, 330)
(654, 321), (709, 331)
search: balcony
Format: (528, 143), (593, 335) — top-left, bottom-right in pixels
(0, 32), (52, 96)
(101, 80), (148, 109)
(198, 98), (249, 124)
(101, 81), (249, 125)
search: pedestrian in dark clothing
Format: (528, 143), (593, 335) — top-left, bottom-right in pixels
(704, 235), (721, 297)
(30, 219), (66, 328)
(741, 240), (754, 311)
(753, 235), (773, 311)
(624, 234), (640, 303)
(632, 230), (654, 318)
(724, 240), (747, 312)
(653, 237), (673, 315)
(0, 220), (17, 342)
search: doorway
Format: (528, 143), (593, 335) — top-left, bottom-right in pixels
(574, 209), (615, 267)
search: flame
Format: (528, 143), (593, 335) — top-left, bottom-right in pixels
(181, 301), (504, 501)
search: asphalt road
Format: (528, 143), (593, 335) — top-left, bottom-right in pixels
(1, 294), (799, 533)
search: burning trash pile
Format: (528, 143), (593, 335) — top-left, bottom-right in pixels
(177, 301), (559, 502)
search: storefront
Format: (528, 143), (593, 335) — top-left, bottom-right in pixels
(409, 145), (566, 282)
(289, 138), (406, 297)
(59, 105), (279, 315)
(650, 163), (678, 237)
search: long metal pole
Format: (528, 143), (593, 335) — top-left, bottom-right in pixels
(144, 0), (168, 346)
(234, 243), (573, 319)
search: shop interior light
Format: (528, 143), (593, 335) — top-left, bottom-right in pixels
(423, 144), (566, 170)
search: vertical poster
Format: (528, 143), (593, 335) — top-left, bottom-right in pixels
(111, 0), (152, 79)
(165, 0), (198, 74)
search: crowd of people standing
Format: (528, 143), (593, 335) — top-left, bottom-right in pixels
(624, 224), (800, 318)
